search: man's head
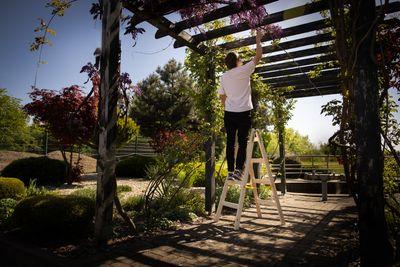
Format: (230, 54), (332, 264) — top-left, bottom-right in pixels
(225, 51), (242, 70)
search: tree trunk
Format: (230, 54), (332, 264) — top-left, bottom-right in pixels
(204, 64), (216, 214)
(205, 137), (216, 213)
(94, 0), (121, 245)
(352, 0), (393, 265)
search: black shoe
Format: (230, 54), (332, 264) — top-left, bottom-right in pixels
(232, 169), (244, 181)
(227, 172), (235, 181)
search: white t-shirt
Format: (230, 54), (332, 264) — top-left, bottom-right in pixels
(217, 60), (255, 112)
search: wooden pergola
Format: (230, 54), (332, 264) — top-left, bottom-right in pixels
(96, 0), (399, 246)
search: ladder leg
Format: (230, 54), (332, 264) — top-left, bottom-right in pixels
(214, 182), (229, 222)
(256, 129), (285, 225)
(234, 184), (247, 230)
(270, 180), (285, 225)
(250, 165), (262, 218)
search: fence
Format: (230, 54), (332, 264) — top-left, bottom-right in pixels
(269, 155), (345, 180)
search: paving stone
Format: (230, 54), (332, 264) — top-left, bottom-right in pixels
(4, 193), (358, 267)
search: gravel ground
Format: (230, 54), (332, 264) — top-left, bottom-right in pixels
(53, 173), (150, 198)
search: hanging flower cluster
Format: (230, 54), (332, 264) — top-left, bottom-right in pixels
(94, 0), (282, 43)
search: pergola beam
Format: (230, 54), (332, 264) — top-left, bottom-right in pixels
(124, 3), (206, 55)
(263, 69), (340, 84)
(260, 32), (333, 54)
(271, 78), (341, 91)
(270, 78), (341, 89)
(218, 1), (400, 50)
(156, 0), (277, 39)
(284, 85), (341, 98)
(220, 19), (330, 50)
(258, 64), (339, 78)
(174, 0), (330, 48)
(260, 45), (334, 64)
(255, 54), (336, 73)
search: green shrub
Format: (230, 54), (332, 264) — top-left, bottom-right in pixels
(25, 180), (53, 197)
(257, 184), (271, 200)
(70, 188), (96, 200)
(215, 185), (252, 211)
(117, 185), (132, 194)
(177, 161), (227, 188)
(122, 195), (145, 213)
(154, 189), (205, 222)
(0, 177), (26, 199)
(71, 185), (132, 201)
(0, 198), (17, 225)
(115, 155), (156, 178)
(1, 157), (67, 186)
(116, 117), (140, 148)
(13, 194), (95, 237)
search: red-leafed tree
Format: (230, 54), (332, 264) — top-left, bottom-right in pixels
(24, 85), (98, 184)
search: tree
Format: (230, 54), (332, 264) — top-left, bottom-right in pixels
(24, 85), (98, 184)
(326, 0), (397, 264)
(130, 59), (194, 141)
(264, 128), (315, 156)
(0, 89), (32, 151)
(353, 1), (392, 264)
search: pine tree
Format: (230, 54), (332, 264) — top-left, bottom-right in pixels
(131, 59), (194, 138)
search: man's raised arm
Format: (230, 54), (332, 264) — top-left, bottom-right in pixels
(252, 30), (263, 66)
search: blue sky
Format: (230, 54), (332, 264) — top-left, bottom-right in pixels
(0, 0), (398, 146)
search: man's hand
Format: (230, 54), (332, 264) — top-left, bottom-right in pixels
(252, 30), (263, 66)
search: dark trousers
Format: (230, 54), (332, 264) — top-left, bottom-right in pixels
(224, 110), (252, 172)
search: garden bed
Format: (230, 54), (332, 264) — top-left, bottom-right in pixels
(0, 151), (97, 174)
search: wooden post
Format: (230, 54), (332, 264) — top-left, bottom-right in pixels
(277, 109), (286, 195)
(94, 0), (121, 245)
(352, 0), (393, 265)
(205, 64), (216, 214)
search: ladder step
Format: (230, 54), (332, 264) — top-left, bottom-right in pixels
(251, 158), (264, 163)
(261, 174), (276, 180)
(253, 178), (271, 185)
(223, 201), (239, 209)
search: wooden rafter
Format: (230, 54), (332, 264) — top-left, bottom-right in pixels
(124, 2), (206, 54)
(156, 0), (278, 39)
(260, 45), (334, 64)
(220, 19), (330, 50)
(283, 85), (341, 98)
(260, 32), (333, 54)
(263, 69), (340, 84)
(174, 0), (330, 48)
(258, 64), (339, 78)
(255, 54), (336, 73)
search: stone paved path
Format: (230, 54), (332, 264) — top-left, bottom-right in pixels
(77, 193), (358, 267)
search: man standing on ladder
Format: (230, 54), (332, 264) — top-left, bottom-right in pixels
(218, 30), (264, 181)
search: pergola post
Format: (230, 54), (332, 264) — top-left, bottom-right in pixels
(94, 0), (121, 245)
(352, 0), (392, 264)
(277, 109), (286, 195)
(205, 64), (216, 214)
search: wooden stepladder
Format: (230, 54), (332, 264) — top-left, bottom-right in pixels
(214, 128), (285, 230)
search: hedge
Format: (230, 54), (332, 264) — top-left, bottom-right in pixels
(0, 177), (26, 199)
(115, 155), (156, 178)
(1, 157), (67, 186)
(13, 194), (95, 237)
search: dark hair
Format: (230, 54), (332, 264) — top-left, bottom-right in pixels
(225, 52), (239, 70)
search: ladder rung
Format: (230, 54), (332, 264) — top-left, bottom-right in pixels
(253, 178), (271, 185)
(223, 201), (239, 209)
(226, 179), (243, 186)
(261, 174), (275, 180)
(251, 158), (264, 163)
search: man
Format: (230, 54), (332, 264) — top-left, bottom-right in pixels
(217, 30), (263, 181)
